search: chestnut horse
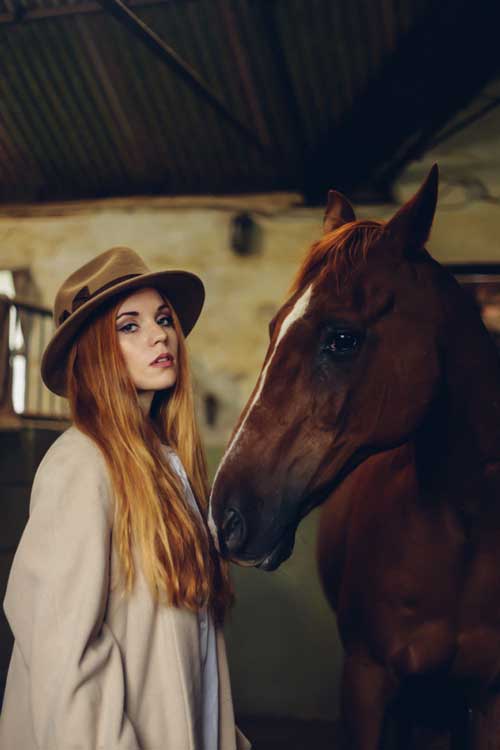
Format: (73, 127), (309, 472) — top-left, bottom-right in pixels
(208, 165), (500, 749)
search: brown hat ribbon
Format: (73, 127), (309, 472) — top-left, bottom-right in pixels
(57, 273), (141, 326)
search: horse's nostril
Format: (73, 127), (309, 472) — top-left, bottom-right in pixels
(221, 507), (247, 554)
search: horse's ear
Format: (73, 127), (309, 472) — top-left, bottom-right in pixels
(382, 164), (439, 257)
(323, 189), (356, 234)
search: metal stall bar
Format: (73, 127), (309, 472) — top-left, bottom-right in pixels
(0, 295), (70, 426)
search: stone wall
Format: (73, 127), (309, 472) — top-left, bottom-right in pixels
(0, 192), (317, 440)
(1, 118), (499, 444)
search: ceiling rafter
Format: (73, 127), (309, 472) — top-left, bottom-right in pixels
(94, 0), (273, 160)
(0, 0), (499, 203)
(0, 0), (171, 24)
(301, 0), (500, 202)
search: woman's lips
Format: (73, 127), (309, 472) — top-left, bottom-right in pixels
(150, 355), (174, 367)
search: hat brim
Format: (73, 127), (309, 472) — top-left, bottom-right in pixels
(41, 269), (205, 398)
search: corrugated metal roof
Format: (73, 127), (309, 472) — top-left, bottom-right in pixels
(0, 0), (499, 204)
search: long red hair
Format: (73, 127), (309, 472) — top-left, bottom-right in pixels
(65, 287), (233, 624)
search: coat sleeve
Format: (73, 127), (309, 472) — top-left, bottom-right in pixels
(3, 434), (142, 750)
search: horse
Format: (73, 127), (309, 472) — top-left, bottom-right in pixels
(208, 164), (500, 750)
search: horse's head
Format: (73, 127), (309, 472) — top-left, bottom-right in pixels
(209, 165), (447, 570)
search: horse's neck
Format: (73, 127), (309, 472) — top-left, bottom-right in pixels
(415, 285), (500, 519)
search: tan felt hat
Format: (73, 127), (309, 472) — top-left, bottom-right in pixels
(41, 246), (205, 398)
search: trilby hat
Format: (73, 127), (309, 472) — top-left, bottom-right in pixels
(41, 246), (205, 398)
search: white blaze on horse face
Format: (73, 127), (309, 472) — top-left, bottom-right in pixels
(208, 283), (314, 548)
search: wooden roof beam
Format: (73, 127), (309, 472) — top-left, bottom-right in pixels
(0, 0), (172, 25)
(94, 0), (272, 158)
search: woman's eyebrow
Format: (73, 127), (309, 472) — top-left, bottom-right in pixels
(116, 303), (170, 321)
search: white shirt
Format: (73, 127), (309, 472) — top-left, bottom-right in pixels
(162, 445), (220, 750)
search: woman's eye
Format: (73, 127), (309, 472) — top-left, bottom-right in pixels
(118, 315), (172, 333)
(322, 330), (362, 356)
(119, 322), (138, 333)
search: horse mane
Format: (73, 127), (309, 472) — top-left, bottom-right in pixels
(289, 220), (384, 296)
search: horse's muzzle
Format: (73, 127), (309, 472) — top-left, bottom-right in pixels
(255, 528), (296, 571)
(220, 506), (247, 554)
(218, 502), (298, 571)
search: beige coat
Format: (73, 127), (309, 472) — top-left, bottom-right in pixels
(0, 425), (251, 750)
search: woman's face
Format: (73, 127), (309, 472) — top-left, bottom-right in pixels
(116, 286), (179, 395)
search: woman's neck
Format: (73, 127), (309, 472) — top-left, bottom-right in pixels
(138, 389), (154, 416)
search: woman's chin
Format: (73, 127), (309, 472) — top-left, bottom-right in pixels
(151, 370), (177, 389)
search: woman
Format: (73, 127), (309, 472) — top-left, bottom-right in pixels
(0, 246), (250, 750)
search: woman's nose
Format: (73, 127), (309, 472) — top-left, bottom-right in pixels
(149, 324), (168, 344)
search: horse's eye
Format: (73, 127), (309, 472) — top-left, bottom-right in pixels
(322, 330), (362, 357)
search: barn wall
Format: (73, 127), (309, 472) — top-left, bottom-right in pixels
(1, 168), (499, 447)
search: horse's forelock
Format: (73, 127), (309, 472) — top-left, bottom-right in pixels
(290, 220), (384, 296)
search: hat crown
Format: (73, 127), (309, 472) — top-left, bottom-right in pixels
(54, 247), (149, 327)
